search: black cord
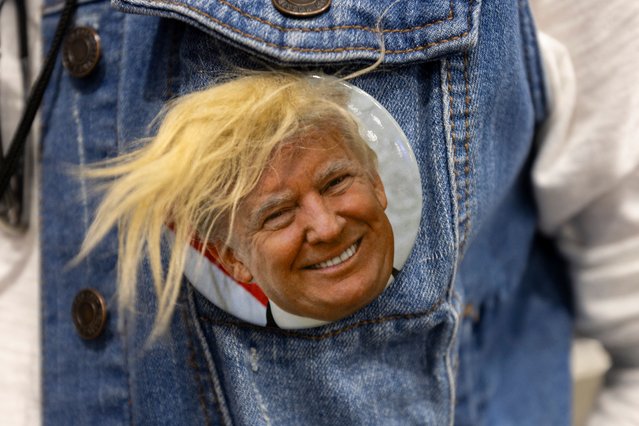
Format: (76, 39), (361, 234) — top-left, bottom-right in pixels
(0, 0), (77, 200)
(15, 0), (29, 61)
(0, 0), (6, 162)
(16, 0), (32, 98)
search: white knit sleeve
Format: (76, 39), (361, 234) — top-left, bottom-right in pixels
(532, 1), (639, 424)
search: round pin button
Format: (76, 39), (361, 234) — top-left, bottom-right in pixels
(72, 289), (107, 339)
(272, 0), (331, 18)
(62, 26), (101, 78)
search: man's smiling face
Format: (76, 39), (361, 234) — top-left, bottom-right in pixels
(221, 128), (394, 321)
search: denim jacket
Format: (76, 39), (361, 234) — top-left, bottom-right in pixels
(40, 0), (572, 424)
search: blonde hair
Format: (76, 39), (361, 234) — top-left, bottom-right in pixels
(77, 71), (378, 338)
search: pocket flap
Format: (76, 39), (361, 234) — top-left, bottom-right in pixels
(112, 0), (480, 64)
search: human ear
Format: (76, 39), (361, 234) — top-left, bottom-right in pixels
(214, 242), (254, 283)
(371, 172), (388, 210)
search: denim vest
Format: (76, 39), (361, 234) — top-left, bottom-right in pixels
(41, 0), (573, 424)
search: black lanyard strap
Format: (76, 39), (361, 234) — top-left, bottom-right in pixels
(0, 0), (78, 202)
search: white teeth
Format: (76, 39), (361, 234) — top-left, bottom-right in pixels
(311, 243), (358, 269)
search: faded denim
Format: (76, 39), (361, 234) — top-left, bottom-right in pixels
(40, 0), (572, 424)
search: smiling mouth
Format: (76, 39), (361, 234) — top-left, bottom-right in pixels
(308, 240), (361, 270)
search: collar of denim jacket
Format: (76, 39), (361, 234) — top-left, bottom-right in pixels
(110, 0), (481, 65)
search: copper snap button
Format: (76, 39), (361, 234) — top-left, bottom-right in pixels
(272, 0), (331, 18)
(72, 288), (107, 339)
(62, 26), (101, 78)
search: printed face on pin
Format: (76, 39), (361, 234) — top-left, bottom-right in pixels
(219, 127), (395, 321)
(184, 78), (421, 328)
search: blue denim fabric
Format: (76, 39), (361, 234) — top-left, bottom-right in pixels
(40, 0), (572, 424)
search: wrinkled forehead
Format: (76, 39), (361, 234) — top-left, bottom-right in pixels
(261, 134), (362, 191)
(275, 123), (372, 171)
(237, 128), (368, 207)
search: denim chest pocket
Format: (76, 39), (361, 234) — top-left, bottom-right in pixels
(115, 1), (480, 423)
(109, 0), (481, 309)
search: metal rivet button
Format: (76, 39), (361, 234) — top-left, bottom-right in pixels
(62, 26), (101, 78)
(72, 289), (107, 339)
(272, 0), (331, 18)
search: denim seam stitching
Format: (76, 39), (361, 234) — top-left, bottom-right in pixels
(133, 0), (473, 54)
(211, 0), (454, 33)
(198, 296), (446, 340)
(460, 51), (472, 249)
(447, 54), (472, 250)
(181, 302), (215, 426)
(446, 61), (461, 244)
